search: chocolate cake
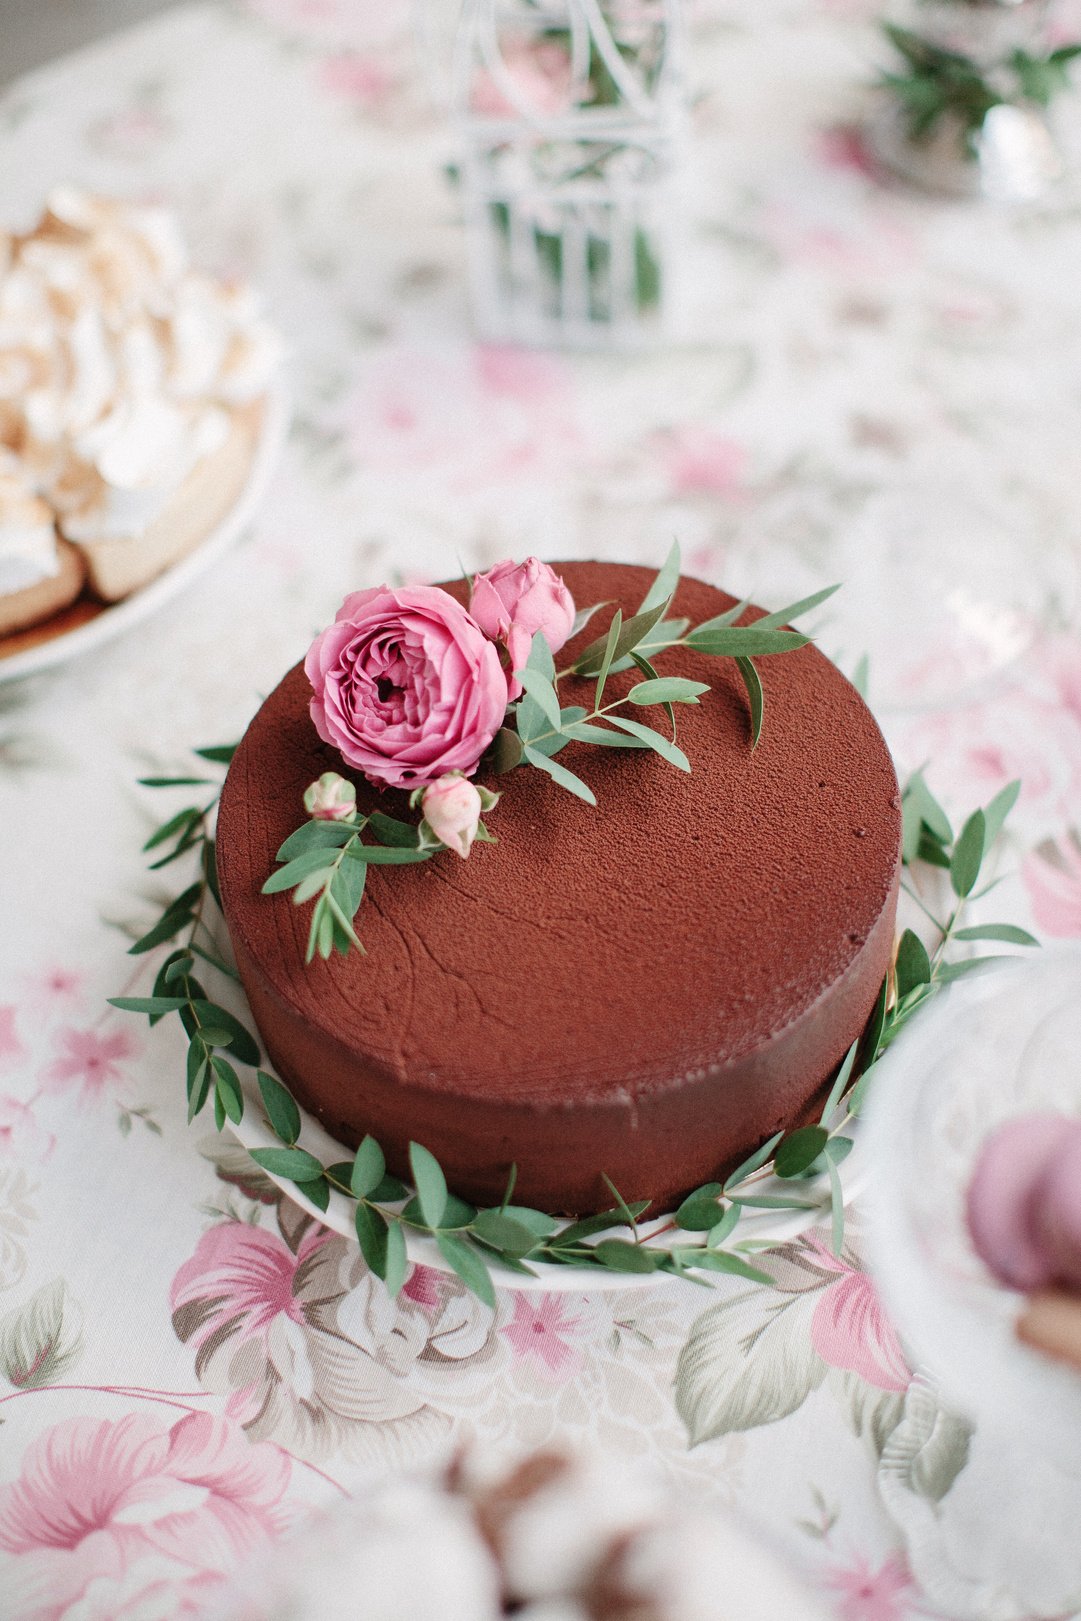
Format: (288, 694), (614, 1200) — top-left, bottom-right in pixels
(217, 561), (901, 1215)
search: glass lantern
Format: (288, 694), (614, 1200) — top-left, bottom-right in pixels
(448, 0), (686, 348)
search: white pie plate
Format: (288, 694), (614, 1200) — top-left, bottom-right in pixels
(0, 381), (288, 684)
(229, 1064), (869, 1295)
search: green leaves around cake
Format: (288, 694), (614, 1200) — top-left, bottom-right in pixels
(844, 771), (1036, 1117)
(509, 547), (839, 805)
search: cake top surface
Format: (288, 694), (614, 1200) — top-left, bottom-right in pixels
(218, 561), (901, 1106)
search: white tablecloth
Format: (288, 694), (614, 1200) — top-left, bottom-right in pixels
(2, 3), (1081, 1616)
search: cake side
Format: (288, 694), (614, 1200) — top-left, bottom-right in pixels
(217, 561), (901, 1213)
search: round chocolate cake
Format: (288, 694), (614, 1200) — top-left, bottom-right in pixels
(217, 562), (901, 1215)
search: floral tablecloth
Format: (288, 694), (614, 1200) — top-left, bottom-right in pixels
(2, 2), (1081, 1617)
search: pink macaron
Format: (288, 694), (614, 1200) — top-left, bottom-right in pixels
(965, 1114), (1079, 1290)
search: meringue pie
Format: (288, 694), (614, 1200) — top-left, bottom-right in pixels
(0, 188), (280, 642)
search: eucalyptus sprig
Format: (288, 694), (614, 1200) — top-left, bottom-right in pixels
(112, 748), (1036, 1306)
(482, 544), (840, 810)
(881, 21), (1081, 153)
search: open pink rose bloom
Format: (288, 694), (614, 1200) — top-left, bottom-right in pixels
(305, 585), (509, 789)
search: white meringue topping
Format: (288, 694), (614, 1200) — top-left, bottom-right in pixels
(0, 187), (280, 552)
(0, 463), (60, 596)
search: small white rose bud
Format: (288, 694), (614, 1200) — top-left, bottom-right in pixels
(304, 771), (357, 822)
(421, 772), (485, 859)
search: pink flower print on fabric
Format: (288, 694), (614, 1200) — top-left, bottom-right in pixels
(661, 428), (747, 498)
(0, 1006), (25, 1067)
(502, 1294), (584, 1379)
(41, 1025), (138, 1103)
(30, 965), (84, 1009)
(318, 53), (394, 106)
(0, 1411), (289, 1621)
(805, 1239), (910, 1392)
(1024, 834), (1081, 937)
(171, 1214), (502, 1459)
(0, 1096), (53, 1162)
(824, 1551), (912, 1621)
(171, 1221), (327, 1357)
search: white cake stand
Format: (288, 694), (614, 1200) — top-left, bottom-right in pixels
(229, 1065), (870, 1295)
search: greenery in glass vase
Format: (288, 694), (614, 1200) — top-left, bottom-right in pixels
(881, 20), (1081, 153)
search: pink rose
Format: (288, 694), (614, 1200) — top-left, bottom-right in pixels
(303, 771), (356, 821)
(305, 585), (508, 790)
(421, 772), (495, 859)
(470, 558), (576, 700)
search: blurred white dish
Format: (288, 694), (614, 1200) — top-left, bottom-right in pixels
(864, 947), (1081, 1462)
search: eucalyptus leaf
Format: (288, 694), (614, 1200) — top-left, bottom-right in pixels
(409, 1142), (448, 1230)
(592, 1239), (661, 1273)
(562, 722), (650, 749)
(436, 1233), (496, 1306)
(750, 583), (840, 631)
(384, 1221), (408, 1298)
(343, 844), (431, 866)
(691, 1251), (774, 1285)
(936, 955), (1009, 983)
(820, 1042), (859, 1125)
(637, 539), (681, 614)
(109, 995), (188, 1016)
(522, 744), (597, 805)
(368, 813), (420, 848)
(606, 717), (690, 772)
(249, 1146), (325, 1182)
(351, 1135), (386, 1199)
(685, 625), (808, 658)
(950, 809), (986, 899)
(263, 848), (339, 894)
(723, 1131), (784, 1190)
(354, 1202), (389, 1280)
(735, 655), (764, 748)
(570, 600), (613, 638)
(773, 1126), (830, 1179)
(628, 677), (708, 706)
(472, 1209), (541, 1258)
(982, 779), (1020, 850)
(189, 1003), (259, 1066)
(295, 1175), (330, 1213)
(575, 599), (672, 679)
(276, 821), (357, 862)
(675, 1193), (726, 1232)
(486, 727), (525, 774)
(143, 805), (203, 853)
(212, 1057), (244, 1124)
(952, 922), (1038, 946)
(895, 929), (932, 999)
(258, 1071), (301, 1145)
(194, 743), (238, 764)
(515, 666), (563, 731)
(593, 607), (623, 708)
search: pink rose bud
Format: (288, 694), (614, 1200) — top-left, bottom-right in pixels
(471, 557), (576, 700)
(303, 771), (357, 822)
(421, 773), (484, 859)
(305, 585), (508, 790)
